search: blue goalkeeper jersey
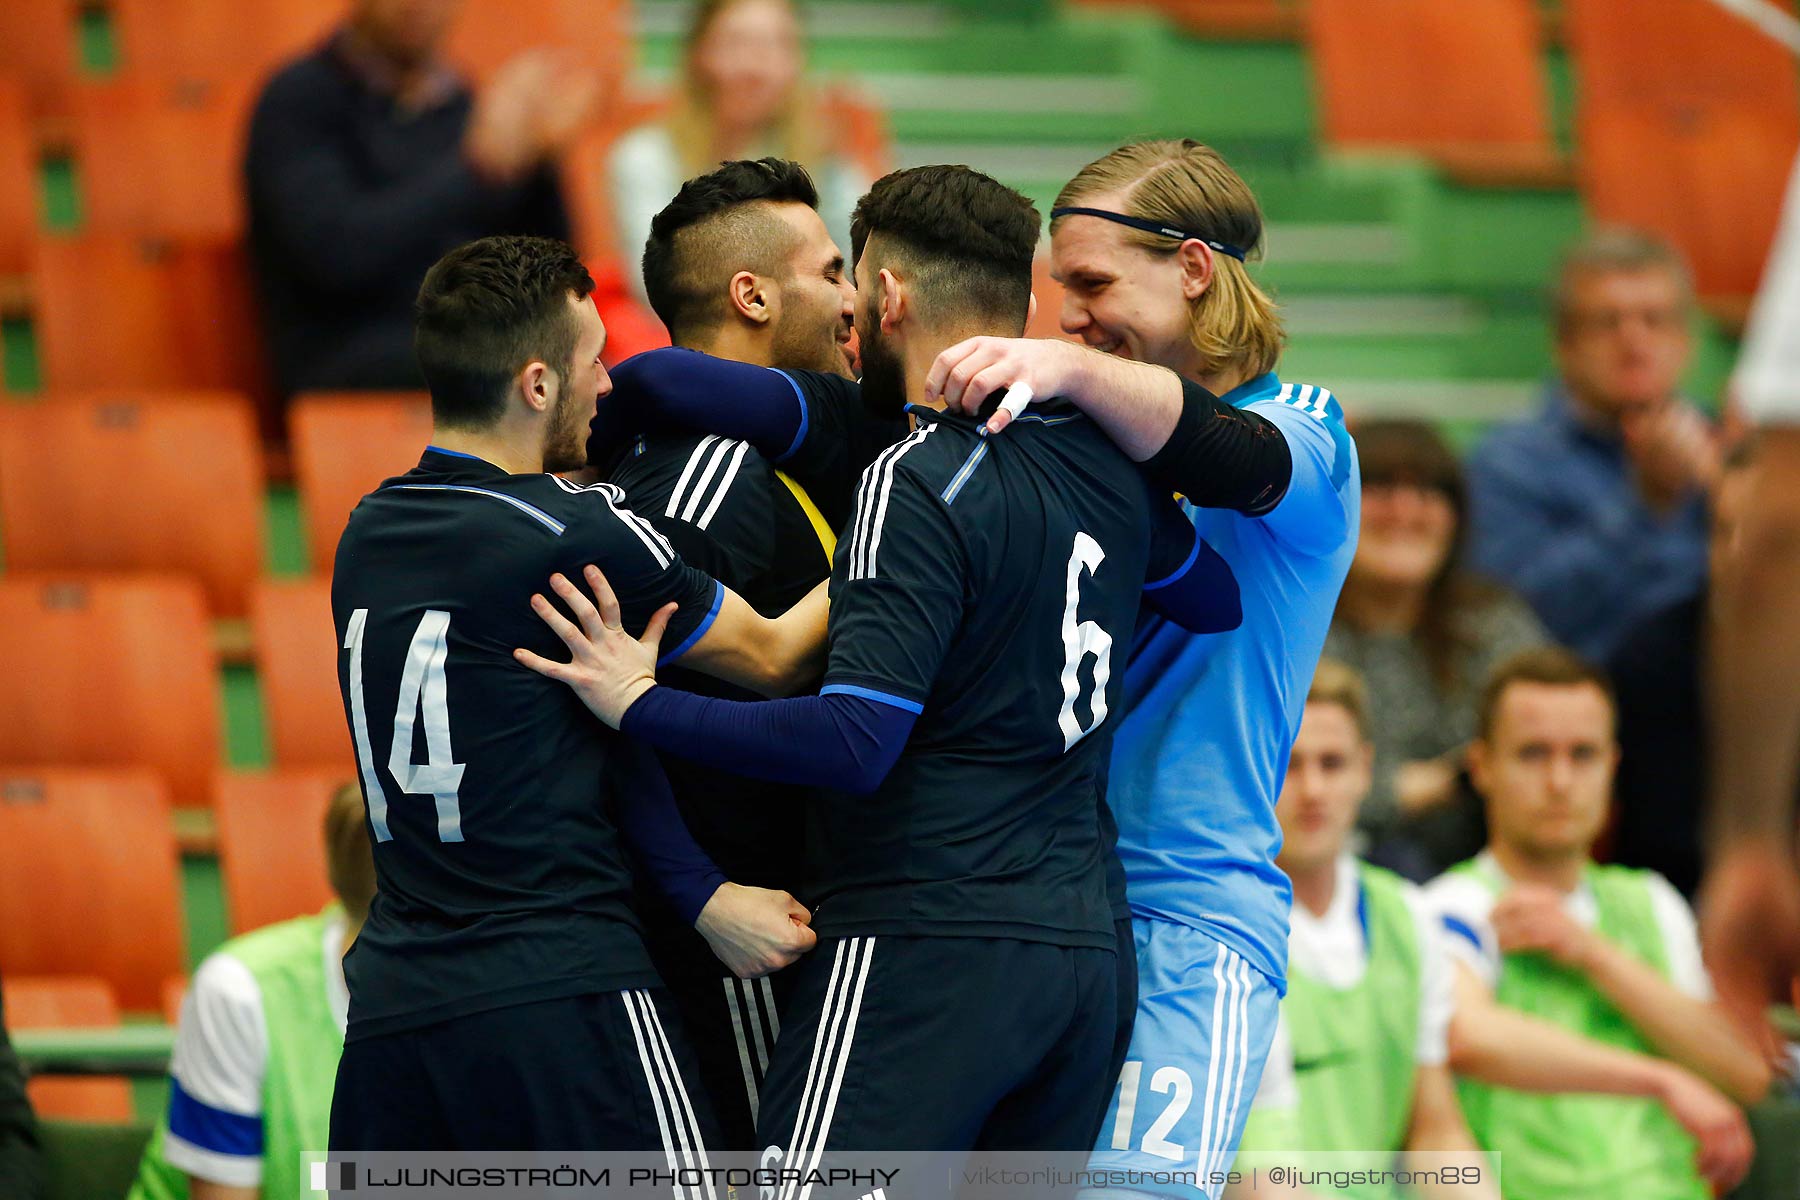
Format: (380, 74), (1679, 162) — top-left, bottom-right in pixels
(1111, 372), (1360, 992)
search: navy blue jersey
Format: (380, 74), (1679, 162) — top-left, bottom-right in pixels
(762, 367), (907, 532)
(609, 433), (831, 919)
(332, 448), (722, 1040)
(811, 405), (1203, 949)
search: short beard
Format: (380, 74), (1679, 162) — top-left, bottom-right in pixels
(857, 324), (907, 419)
(770, 309), (852, 379)
(541, 379), (590, 474)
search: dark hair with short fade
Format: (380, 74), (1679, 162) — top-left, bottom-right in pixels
(850, 165), (1040, 332)
(414, 235), (595, 429)
(641, 158), (821, 340)
(1476, 646), (1618, 740)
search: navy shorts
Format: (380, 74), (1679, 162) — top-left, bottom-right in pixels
(329, 988), (720, 1155)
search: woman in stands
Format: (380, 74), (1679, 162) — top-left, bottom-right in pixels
(606, 0), (883, 300)
(1324, 419), (1549, 875)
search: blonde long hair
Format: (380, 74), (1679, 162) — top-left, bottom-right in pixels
(1054, 139), (1284, 379)
(667, 0), (826, 178)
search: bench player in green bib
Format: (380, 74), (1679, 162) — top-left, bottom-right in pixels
(1235, 662), (1495, 1200)
(1424, 648), (1768, 1200)
(128, 785), (373, 1200)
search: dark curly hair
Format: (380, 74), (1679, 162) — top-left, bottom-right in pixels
(414, 235), (595, 429)
(850, 165), (1040, 332)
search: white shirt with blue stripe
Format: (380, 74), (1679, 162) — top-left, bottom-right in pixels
(1110, 372), (1360, 990)
(162, 915), (349, 1186)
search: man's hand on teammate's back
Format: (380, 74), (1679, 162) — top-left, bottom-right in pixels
(926, 337), (1094, 433)
(695, 883), (818, 979)
(516, 566), (670, 727)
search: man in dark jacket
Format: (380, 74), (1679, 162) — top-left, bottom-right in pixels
(244, 0), (599, 396)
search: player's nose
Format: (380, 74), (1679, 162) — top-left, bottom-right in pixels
(1060, 295), (1089, 335)
(596, 364), (614, 400)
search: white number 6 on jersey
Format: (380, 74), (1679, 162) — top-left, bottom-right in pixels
(1058, 531), (1113, 752)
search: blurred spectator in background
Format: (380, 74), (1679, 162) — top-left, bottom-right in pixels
(1326, 420), (1548, 874)
(127, 785), (373, 1200)
(1466, 230), (1717, 664)
(1608, 444), (1761, 900)
(245, 0), (599, 398)
(1234, 661), (1494, 1200)
(1703, 151), (1800, 1051)
(0, 981), (46, 1200)
(607, 0), (878, 303)
(1426, 649), (1766, 1200)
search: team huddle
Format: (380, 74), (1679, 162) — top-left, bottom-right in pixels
(327, 141), (1360, 1191)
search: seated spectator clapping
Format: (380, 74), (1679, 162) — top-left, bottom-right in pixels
(246, 0), (603, 397)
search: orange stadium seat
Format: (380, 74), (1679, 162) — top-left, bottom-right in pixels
(68, 75), (259, 241)
(215, 770), (348, 934)
(162, 976), (188, 1025)
(30, 234), (273, 405)
(289, 390), (432, 573)
(252, 576), (351, 766)
(1563, 0), (1800, 116)
(1579, 102), (1797, 305)
(0, 394), (267, 615)
(2, 976), (135, 1121)
(0, 1), (80, 107)
(1564, 0), (1799, 307)
(0, 769), (186, 1012)
(111, 0), (337, 83)
(0, 82), (38, 275)
(0, 577), (220, 810)
(1307, 0), (1557, 180)
(446, 0), (628, 87)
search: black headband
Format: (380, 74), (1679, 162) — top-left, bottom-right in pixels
(1050, 206), (1249, 262)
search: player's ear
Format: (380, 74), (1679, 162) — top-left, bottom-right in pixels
(1177, 238), (1215, 301)
(1025, 291), (1039, 330)
(878, 267), (904, 333)
(1466, 738), (1492, 796)
(519, 360), (554, 414)
(728, 271), (772, 326)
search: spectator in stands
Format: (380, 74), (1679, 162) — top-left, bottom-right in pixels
(1608, 442), (1763, 899)
(1325, 420), (1547, 871)
(0, 980), (46, 1200)
(126, 785), (374, 1200)
(1425, 648), (1767, 1199)
(1234, 661), (1496, 1200)
(1466, 230), (1718, 663)
(606, 0), (878, 302)
(245, 0), (600, 397)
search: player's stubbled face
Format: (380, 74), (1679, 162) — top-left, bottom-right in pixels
(852, 248), (906, 418)
(1051, 202), (1200, 378)
(1477, 683), (1617, 860)
(767, 203), (856, 378)
(544, 293), (610, 473)
(1275, 701), (1371, 873)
